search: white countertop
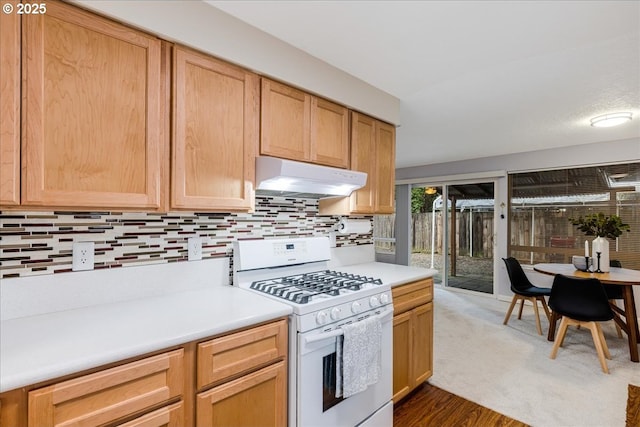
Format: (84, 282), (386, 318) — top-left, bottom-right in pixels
(334, 262), (437, 287)
(0, 260), (292, 393)
(0, 257), (434, 393)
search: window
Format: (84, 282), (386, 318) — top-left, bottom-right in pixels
(508, 163), (640, 269)
(374, 214), (395, 254)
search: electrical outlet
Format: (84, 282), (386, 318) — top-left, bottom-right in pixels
(72, 241), (95, 271)
(188, 237), (202, 261)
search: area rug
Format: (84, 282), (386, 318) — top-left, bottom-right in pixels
(429, 287), (640, 427)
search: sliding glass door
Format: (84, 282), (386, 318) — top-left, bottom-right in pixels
(410, 181), (495, 294)
(446, 182), (494, 294)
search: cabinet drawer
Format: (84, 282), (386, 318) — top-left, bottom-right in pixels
(197, 320), (287, 390)
(28, 349), (184, 427)
(392, 278), (433, 314)
(118, 401), (183, 427)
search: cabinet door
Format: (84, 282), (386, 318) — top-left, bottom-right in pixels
(196, 361), (287, 427)
(21, 1), (164, 209)
(412, 303), (434, 386)
(349, 111), (376, 213)
(375, 121), (396, 214)
(0, 0), (20, 206)
(310, 98), (349, 168)
(260, 79), (311, 161)
(392, 311), (412, 403)
(28, 350), (183, 427)
(172, 46), (258, 211)
(0, 388), (27, 427)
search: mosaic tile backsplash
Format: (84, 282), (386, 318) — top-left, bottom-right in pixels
(0, 196), (373, 279)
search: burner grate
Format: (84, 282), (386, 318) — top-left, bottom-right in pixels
(249, 270), (384, 304)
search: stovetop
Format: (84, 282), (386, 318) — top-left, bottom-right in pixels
(232, 237), (393, 324)
(249, 270), (384, 304)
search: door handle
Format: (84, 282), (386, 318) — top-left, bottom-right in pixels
(304, 309), (393, 345)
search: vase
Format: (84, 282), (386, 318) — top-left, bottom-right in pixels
(591, 236), (610, 273)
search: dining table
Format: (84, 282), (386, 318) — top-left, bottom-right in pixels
(533, 263), (640, 362)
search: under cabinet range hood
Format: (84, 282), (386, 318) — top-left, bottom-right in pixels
(255, 156), (367, 199)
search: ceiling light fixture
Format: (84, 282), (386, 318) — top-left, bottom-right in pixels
(590, 112), (632, 128)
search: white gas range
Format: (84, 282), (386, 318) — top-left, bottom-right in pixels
(233, 237), (393, 427)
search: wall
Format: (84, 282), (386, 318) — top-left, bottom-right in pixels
(0, 196), (372, 280)
(396, 137), (639, 182)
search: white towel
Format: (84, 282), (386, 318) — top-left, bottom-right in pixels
(335, 316), (382, 398)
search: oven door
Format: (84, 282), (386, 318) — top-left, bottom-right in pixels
(297, 309), (393, 427)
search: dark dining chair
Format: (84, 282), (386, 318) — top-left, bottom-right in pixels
(548, 274), (615, 373)
(605, 259), (624, 338)
(502, 257), (552, 335)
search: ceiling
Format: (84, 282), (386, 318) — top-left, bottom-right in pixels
(207, 1), (640, 169)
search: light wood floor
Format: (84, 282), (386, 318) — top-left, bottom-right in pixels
(393, 383), (529, 427)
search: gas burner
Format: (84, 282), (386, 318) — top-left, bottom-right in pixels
(324, 270), (384, 285)
(249, 270), (384, 304)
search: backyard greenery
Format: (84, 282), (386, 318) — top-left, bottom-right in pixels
(411, 188), (439, 213)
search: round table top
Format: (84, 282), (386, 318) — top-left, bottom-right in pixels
(533, 263), (640, 285)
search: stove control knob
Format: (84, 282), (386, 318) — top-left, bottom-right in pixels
(316, 311), (328, 325)
(330, 307), (341, 320)
(379, 293), (389, 304)
(369, 295), (380, 307)
(351, 301), (361, 314)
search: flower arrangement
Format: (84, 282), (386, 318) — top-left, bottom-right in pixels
(568, 213), (631, 239)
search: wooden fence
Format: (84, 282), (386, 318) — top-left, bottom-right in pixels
(374, 204), (639, 269)
(374, 211), (494, 258)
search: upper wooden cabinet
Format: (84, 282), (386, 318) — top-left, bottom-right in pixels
(374, 118), (396, 213)
(20, 0), (165, 210)
(319, 112), (396, 215)
(0, 0), (20, 206)
(349, 113), (377, 212)
(310, 98), (350, 168)
(171, 46), (258, 211)
(261, 79), (349, 168)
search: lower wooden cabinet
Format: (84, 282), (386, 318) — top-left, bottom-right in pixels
(197, 320), (287, 390)
(195, 319), (288, 427)
(0, 319), (287, 427)
(28, 349), (184, 427)
(119, 402), (184, 427)
(196, 361), (287, 427)
(392, 278), (434, 403)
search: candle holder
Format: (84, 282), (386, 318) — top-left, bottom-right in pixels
(585, 256), (591, 272)
(595, 252), (603, 273)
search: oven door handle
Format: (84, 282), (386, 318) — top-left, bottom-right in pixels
(304, 309), (393, 345)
